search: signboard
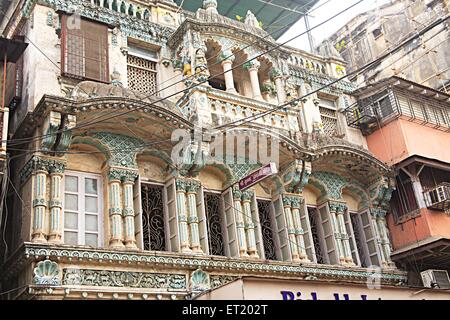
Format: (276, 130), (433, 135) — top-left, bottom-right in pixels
(238, 163), (278, 191)
(196, 278), (450, 300)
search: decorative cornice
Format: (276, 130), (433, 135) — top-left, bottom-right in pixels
(15, 95), (192, 143)
(14, 244), (408, 285)
(23, 0), (174, 45)
(19, 156), (66, 183)
(289, 66), (356, 95)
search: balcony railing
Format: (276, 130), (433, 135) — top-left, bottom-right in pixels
(176, 86), (293, 133)
(346, 89), (450, 135)
(423, 183), (450, 213)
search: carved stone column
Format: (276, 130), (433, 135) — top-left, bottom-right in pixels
(122, 172), (138, 250)
(219, 50), (237, 94)
(271, 68), (286, 104)
(186, 181), (203, 254)
(48, 162), (65, 244)
(374, 209), (394, 267)
(108, 172), (124, 248)
(328, 203), (346, 264)
(283, 197), (300, 262)
(244, 60), (263, 100)
(176, 180), (192, 253)
(242, 191), (258, 258)
(31, 168), (49, 243)
(291, 197), (310, 262)
(335, 205), (354, 265)
(233, 189), (249, 257)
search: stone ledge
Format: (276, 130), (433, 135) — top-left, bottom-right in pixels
(6, 243), (408, 286)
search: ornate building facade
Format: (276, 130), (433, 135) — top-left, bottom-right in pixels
(318, 0), (449, 92)
(0, 0), (440, 300)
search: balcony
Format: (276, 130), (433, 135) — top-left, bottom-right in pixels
(176, 86), (293, 133)
(349, 78), (450, 136)
(423, 183), (450, 213)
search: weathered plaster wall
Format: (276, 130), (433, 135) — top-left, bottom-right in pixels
(366, 118), (450, 166)
(387, 208), (450, 250)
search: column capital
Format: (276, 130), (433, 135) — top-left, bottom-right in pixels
(282, 196), (292, 208)
(290, 196), (303, 209)
(232, 187), (242, 201)
(49, 160), (66, 174)
(329, 201), (347, 213)
(186, 180), (201, 193)
(243, 59), (260, 71)
(176, 179), (187, 192)
(241, 191), (254, 202)
(370, 207), (387, 218)
(270, 68), (283, 80)
(107, 168), (138, 183)
(217, 49), (235, 64)
(20, 156), (63, 183)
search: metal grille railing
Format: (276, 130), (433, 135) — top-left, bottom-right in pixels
(346, 89), (450, 135)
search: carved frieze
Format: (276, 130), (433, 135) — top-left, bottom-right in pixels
(62, 269), (187, 290)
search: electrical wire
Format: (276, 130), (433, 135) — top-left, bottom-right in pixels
(0, 5), (304, 146)
(0, 0), (367, 148)
(214, 14), (450, 131)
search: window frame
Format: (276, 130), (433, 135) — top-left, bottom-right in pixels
(256, 196), (281, 261)
(139, 180), (169, 252)
(126, 45), (160, 95)
(62, 171), (104, 247)
(60, 14), (110, 83)
(203, 189), (228, 257)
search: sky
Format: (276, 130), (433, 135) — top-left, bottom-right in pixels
(278, 0), (392, 51)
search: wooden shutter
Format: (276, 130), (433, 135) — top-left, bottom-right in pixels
(300, 201), (317, 263)
(410, 99), (426, 121)
(359, 210), (382, 267)
(251, 193), (265, 259)
(164, 179), (179, 252)
(397, 94), (412, 117)
(317, 204), (338, 265)
(62, 15), (109, 82)
(197, 186), (209, 254)
(133, 176), (144, 250)
(221, 188), (239, 258)
(343, 211), (361, 266)
(271, 195), (292, 262)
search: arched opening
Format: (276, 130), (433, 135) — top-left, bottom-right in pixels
(128, 4), (134, 16)
(136, 8), (142, 19)
(143, 9), (150, 21)
(233, 49), (251, 97)
(120, 1), (126, 14)
(205, 39), (227, 92)
(112, 0), (118, 11)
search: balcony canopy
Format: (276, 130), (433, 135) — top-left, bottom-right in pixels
(174, 0), (319, 39)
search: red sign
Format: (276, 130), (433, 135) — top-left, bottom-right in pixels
(238, 163), (278, 191)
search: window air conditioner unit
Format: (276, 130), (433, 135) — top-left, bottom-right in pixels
(423, 183), (450, 212)
(421, 270), (450, 289)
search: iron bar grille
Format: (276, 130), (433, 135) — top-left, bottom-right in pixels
(204, 193), (225, 256)
(141, 184), (166, 251)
